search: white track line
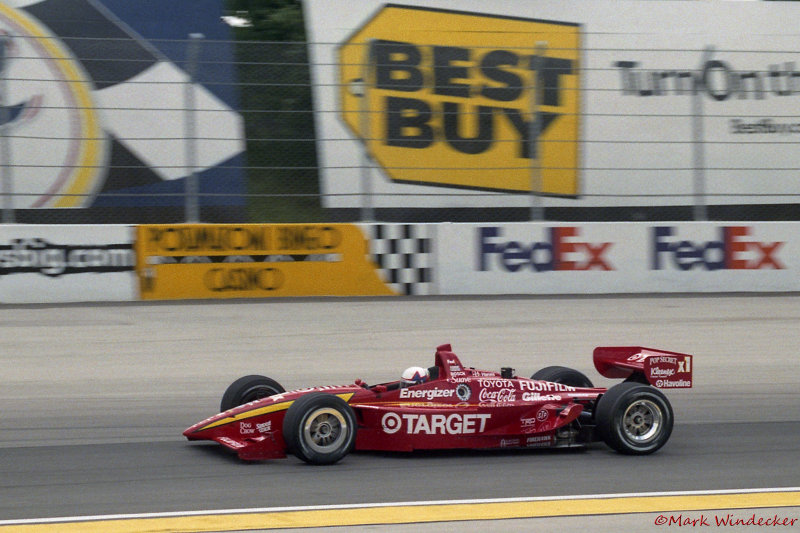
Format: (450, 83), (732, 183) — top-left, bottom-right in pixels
(2, 486), (799, 526)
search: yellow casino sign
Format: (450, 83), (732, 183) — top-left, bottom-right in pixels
(135, 224), (395, 299)
(339, 5), (581, 195)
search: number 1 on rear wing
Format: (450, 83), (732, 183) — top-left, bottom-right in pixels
(593, 346), (693, 389)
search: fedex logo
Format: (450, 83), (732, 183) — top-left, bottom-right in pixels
(478, 227), (613, 272)
(652, 226), (784, 271)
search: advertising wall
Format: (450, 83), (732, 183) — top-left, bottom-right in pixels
(303, 0), (800, 210)
(437, 223), (796, 295)
(0, 225), (136, 303)
(135, 224), (398, 299)
(1, 222), (797, 304)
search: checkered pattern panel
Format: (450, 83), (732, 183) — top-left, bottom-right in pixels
(368, 224), (433, 295)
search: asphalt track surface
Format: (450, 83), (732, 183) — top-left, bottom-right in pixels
(1, 295), (799, 531)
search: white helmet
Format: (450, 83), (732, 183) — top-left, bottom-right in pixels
(401, 366), (429, 385)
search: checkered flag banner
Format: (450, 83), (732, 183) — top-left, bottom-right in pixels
(367, 224), (433, 296)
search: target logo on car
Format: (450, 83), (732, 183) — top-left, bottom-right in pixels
(381, 412), (491, 435)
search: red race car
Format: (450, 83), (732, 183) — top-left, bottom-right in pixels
(184, 344), (692, 464)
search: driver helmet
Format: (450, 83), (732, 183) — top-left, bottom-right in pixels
(401, 366), (429, 386)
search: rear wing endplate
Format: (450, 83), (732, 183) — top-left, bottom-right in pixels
(593, 346), (693, 389)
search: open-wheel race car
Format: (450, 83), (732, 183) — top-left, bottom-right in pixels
(184, 344), (693, 464)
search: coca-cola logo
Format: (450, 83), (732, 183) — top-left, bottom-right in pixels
(478, 388), (516, 402)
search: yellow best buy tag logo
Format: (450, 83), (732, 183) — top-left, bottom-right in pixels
(339, 5), (581, 195)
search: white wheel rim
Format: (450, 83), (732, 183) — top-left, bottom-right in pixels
(622, 399), (662, 443)
(302, 407), (348, 454)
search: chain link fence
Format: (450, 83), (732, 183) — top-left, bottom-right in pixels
(1, 36), (799, 224)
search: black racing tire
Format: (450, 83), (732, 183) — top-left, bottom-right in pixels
(220, 375), (285, 412)
(595, 382), (673, 455)
(283, 393), (357, 465)
(531, 366), (594, 388)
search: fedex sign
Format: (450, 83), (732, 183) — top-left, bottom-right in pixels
(479, 227), (613, 272)
(652, 226), (785, 271)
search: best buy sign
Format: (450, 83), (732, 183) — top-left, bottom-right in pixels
(339, 5), (581, 195)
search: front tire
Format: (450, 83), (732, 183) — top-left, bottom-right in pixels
(531, 366), (594, 388)
(283, 393), (357, 465)
(220, 375), (285, 412)
(595, 382), (673, 455)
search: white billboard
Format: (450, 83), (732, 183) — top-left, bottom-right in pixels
(0, 225), (137, 303)
(303, 0), (800, 209)
(437, 222), (798, 294)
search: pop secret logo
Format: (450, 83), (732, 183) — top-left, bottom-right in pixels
(339, 6), (581, 195)
(642, 354), (693, 389)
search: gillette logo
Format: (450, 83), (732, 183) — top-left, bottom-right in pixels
(652, 226), (784, 270)
(478, 227), (613, 272)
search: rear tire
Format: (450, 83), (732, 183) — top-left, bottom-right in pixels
(595, 382), (673, 455)
(531, 366), (594, 388)
(283, 393), (357, 465)
(220, 375), (285, 412)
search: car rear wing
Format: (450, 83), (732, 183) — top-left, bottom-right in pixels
(593, 346), (693, 389)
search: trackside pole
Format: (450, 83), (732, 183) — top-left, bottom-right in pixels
(184, 33), (204, 223)
(0, 35), (14, 223)
(359, 39), (376, 222)
(530, 42), (547, 221)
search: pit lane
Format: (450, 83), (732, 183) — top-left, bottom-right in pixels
(1, 295), (799, 529)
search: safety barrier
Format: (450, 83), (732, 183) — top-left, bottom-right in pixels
(0, 222), (796, 303)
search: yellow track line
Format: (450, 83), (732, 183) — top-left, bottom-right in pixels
(2, 490), (799, 532)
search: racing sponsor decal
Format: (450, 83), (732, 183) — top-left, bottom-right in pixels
(218, 437), (245, 449)
(399, 387), (455, 401)
(537, 409), (549, 422)
(477, 378), (515, 388)
(644, 354), (693, 389)
(525, 435), (554, 447)
(627, 353), (649, 363)
(522, 393), (562, 402)
(456, 383), (471, 402)
(381, 412), (491, 435)
(240, 422), (256, 435)
(500, 438), (520, 448)
(478, 388), (516, 403)
(520, 380), (576, 392)
(339, 5), (581, 195)
(479, 402), (515, 408)
(520, 417), (537, 433)
(256, 421), (272, 434)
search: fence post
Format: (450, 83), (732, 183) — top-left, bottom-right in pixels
(529, 42), (547, 222)
(184, 33), (204, 223)
(0, 35), (14, 223)
(359, 39), (375, 222)
(692, 47), (713, 222)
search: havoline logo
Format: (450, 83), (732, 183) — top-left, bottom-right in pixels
(339, 5), (581, 195)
